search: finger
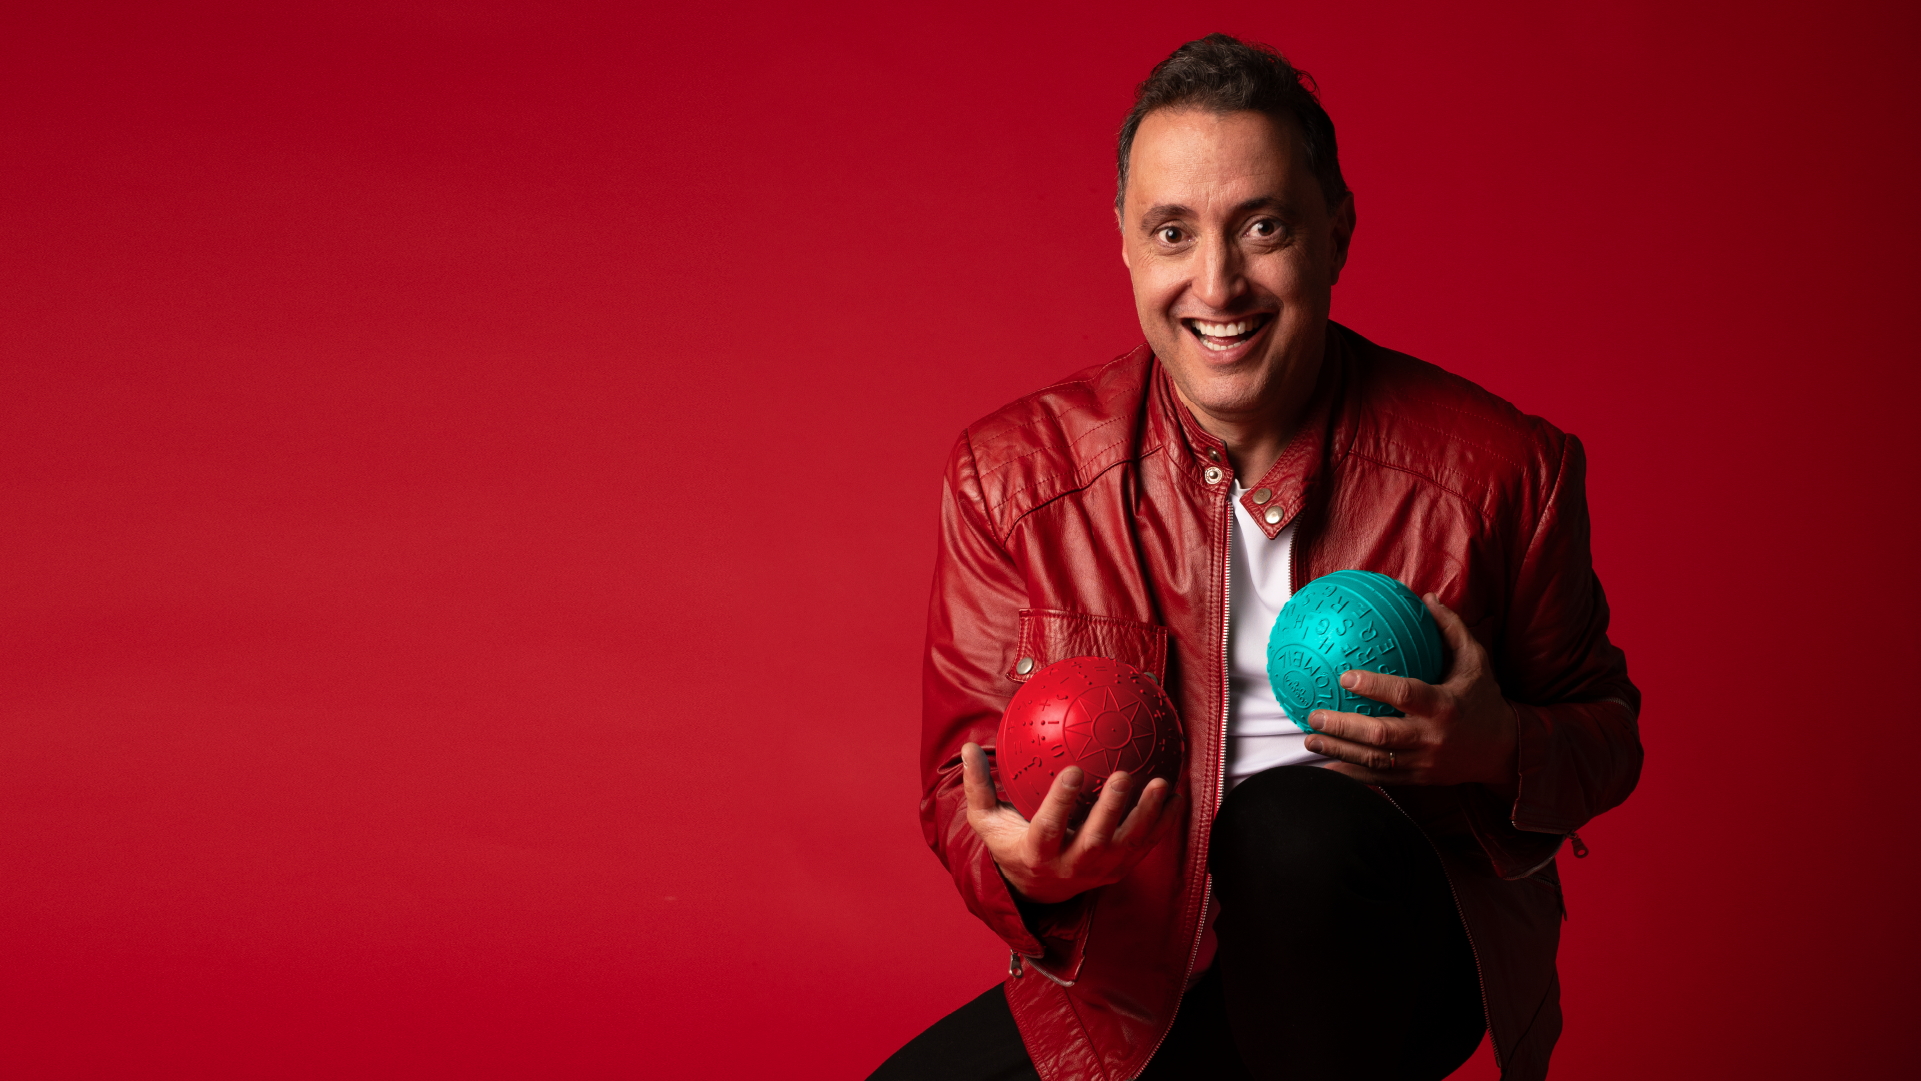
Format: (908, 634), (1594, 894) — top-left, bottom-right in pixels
(1304, 729), (1407, 772)
(1074, 770), (1140, 849)
(1024, 766), (1084, 861)
(1137, 785), (1188, 852)
(1338, 668), (1441, 718)
(1111, 777), (1174, 848)
(960, 743), (1001, 816)
(1423, 593), (1486, 681)
(1306, 708), (1416, 749)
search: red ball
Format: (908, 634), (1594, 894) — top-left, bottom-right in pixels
(995, 657), (1185, 822)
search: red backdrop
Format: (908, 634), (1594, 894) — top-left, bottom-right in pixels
(4, 2), (1917, 1077)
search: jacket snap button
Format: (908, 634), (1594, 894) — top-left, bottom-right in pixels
(1264, 506), (1283, 525)
(1202, 466), (1223, 485)
(1206, 448), (1220, 461)
(1015, 656), (1035, 675)
(1252, 487), (1273, 504)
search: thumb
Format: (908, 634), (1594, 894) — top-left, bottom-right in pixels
(960, 743), (1000, 817)
(1424, 593), (1485, 677)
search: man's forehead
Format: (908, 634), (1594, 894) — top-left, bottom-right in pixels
(1126, 108), (1308, 211)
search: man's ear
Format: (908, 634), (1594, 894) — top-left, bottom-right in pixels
(1327, 191), (1357, 285)
(1116, 206), (1131, 270)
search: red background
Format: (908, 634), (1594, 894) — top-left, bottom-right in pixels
(4, 2), (1917, 1077)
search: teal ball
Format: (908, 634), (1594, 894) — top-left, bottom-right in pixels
(1265, 570), (1446, 735)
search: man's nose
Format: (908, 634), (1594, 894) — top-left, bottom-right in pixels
(1191, 233), (1245, 310)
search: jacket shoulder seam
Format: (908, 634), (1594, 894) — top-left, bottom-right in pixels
(978, 408), (1127, 492)
(971, 352), (1142, 484)
(1370, 406), (1532, 476)
(984, 414), (1132, 518)
(997, 443), (1164, 542)
(1344, 448), (1495, 525)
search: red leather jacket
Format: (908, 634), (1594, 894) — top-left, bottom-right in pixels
(919, 324), (1642, 1081)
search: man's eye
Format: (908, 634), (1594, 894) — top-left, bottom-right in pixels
(1250, 220), (1278, 237)
(1158, 226), (1183, 243)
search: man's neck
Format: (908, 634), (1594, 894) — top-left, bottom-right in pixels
(1174, 343), (1326, 483)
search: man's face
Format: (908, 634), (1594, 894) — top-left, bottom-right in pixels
(1119, 108), (1355, 426)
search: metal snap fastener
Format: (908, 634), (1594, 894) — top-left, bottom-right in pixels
(1206, 448), (1220, 461)
(1203, 466), (1224, 484)
(1264, 506), (1283, 525)
(1015, 656), (1035, 675)
(1252, 487), (1273, 504)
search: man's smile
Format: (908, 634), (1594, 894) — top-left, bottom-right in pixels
(1182, 312), (1274, 353)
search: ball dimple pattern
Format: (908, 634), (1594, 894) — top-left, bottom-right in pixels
(994, 657), (1186, 822)
(1265, 570), (1445, 734)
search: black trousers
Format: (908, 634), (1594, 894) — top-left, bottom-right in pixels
(871, 766), (1486, 1081)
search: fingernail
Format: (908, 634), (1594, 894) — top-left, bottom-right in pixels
(1060, 768), (1082, 790)
(1309, 711), (1325, 729)
(1339, 672), (1357, 689)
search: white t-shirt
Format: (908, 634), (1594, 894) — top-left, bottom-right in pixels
(1224, 482), (1328, 790)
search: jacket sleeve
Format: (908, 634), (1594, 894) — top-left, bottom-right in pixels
(1473, 431), (1644, 877)
(917, 432), (1049, 960)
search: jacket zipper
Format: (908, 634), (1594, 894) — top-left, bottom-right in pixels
(1134, 481), (1235, 1079)
(1379, 788), (1501, 1073)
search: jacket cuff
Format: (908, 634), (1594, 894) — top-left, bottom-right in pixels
(1510, 700), (1582, 835)
(955, 856), (1096, 981)
(947, 834), (1046, 957)
(1009, 881), (1096, 975)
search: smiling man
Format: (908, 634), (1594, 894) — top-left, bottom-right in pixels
(873, 34), (1641, 1081)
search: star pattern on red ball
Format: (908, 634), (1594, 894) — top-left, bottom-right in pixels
(1063, 687), (1157, 774)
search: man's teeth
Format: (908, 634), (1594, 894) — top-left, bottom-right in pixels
(1194, 318), (1257, 338)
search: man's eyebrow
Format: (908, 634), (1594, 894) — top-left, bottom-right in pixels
(1138, 203), (1194, 226)
(1231, 195), (1291, 216)
(1136, 196), (1294, 228)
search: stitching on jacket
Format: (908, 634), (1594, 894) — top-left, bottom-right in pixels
(1513, 429), (1572, 585)
(995, 443), (1166, 543)
(1502, 970), (1562, 1074)
(974, 401), (1097, 479)
(969, 350), (1147, 481)
(1403, 393), (1531, 431)
(980, 411), (1130, 495)
(1058, 992), (1107, 1081)
(985, 418), (1132, 521)
(1372, 407), (1530, 475)
(1010, 609), (1170, 680)
(1364, 434), (1499, 510)
(956, 429), (1009, 548)
(1343, 450), (1495, 526)
(1021, 608), (1168, 632)
(985, 426), (1136, 528)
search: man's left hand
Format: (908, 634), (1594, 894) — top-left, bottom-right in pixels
(1304, 593), (1519, 787)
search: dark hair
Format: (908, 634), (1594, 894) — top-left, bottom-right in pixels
(1116, 34), (1347, 211)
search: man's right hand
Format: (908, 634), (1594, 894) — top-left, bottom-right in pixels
(961, 742), (1184, 905)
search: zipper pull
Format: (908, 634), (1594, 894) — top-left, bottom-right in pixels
(1568, 831), (1590, 859)
(1009, 951), (1025, 978)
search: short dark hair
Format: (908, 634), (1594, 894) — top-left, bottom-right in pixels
(1116, 34), (1348, 212)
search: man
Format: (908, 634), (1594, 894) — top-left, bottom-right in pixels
(874, 34), (1641, 1081)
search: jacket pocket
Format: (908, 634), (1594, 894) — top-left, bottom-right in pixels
(1006, 609), (1169, 685)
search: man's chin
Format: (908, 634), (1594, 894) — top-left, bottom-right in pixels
(1163, 366), (1275, 422)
